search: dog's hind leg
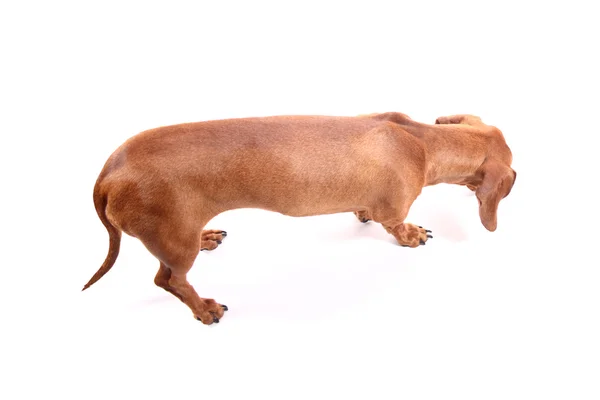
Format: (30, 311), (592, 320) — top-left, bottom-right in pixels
(135, 215), (227, 324)
(168, 268), (228, 324)
(154, 263), (182, 300)
(105, 182), (227, 323)
(145, 231), (227, 324)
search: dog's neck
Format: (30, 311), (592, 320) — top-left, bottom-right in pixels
(418, 126), (489, 187)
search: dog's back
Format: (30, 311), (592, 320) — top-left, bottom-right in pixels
(97, 115), (426, 219)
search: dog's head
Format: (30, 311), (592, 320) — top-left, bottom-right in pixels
(474, 156), (517, 232)
(436, 114), (516, 231)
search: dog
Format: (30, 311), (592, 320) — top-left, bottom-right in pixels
(83, 112), (516, 324)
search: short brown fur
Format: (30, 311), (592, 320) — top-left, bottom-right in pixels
(83, 112), (516, 324)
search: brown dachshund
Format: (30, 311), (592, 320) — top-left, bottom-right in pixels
(83, 112), (516, 324)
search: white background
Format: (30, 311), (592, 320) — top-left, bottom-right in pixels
(1, 1), (598, 399)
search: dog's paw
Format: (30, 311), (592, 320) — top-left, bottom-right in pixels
(395, 223), (433, 248)
(200, 229), (227, 251)
(354, 210), (372, 223)
(194, 300), (229, 325)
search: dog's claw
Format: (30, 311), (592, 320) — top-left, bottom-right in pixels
(420, 239), (426, 245)
(217, 240), (222, 244)
(425, 229), (432, 233)
(220, 231), (227, 237)
(221, 304), (228, 311)
(196, 311), (223, 324)
(427, 234), (433, 239)
(361, 218), (370, 223)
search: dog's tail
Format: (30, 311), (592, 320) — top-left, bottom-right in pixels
(82, 180), (122, 291)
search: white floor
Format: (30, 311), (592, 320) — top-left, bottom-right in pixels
(2, 1), (598, 399)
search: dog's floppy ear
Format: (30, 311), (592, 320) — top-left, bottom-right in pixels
(475, 158), (516, 231)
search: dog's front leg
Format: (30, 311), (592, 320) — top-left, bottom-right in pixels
(371, 202), (432, 248)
